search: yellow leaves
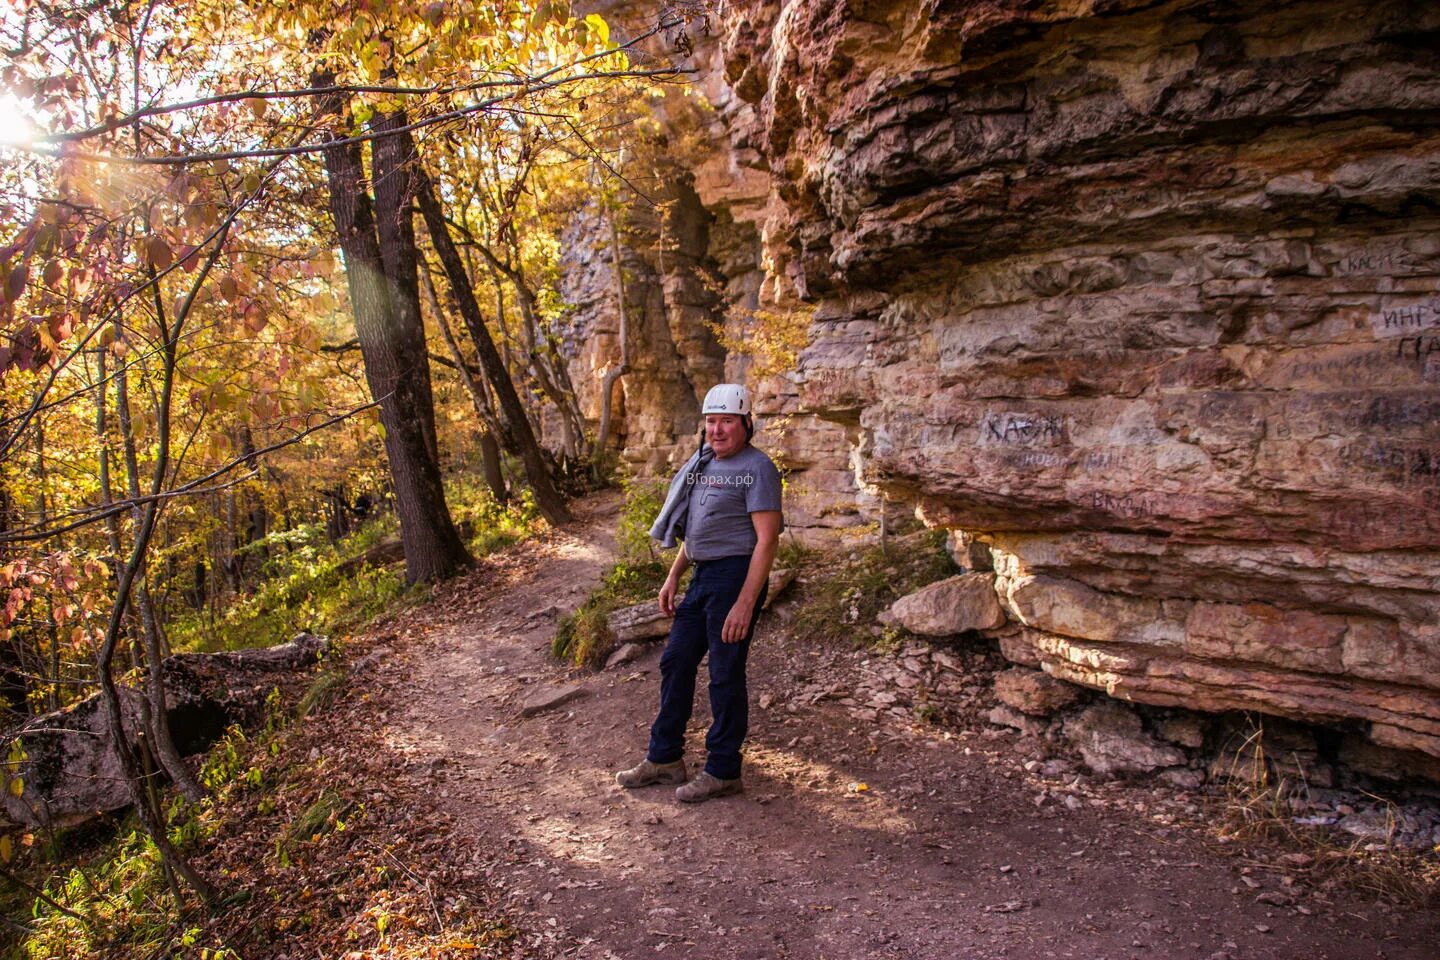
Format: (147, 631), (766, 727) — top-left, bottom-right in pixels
(244, 97), (268, 119)
(242, 171), (263, 195)
(185, 202), (220, 234)
(310, 290), (336, 315)
(584, 12), (610, 46)
(4, 740), (25, 801)
(358, 38), (383, 83)
(0, 834), (12, 863)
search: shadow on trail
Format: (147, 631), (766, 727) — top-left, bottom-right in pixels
(379, 496), (1438, 960)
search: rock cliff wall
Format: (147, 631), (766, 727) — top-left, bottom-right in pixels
(566, 0), (1440, 770)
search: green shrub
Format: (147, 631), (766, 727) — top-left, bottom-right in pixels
(790, 529), (954, 645)
(295, 671), (346, 719)
(165, 474), (545, 656)
(444, 474), (544, 556)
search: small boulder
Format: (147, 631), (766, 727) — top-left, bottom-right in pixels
(997, 630), (1042, 668)
(1159, 768), (1206, 790)
(993, 667), (1082, 717)
(607, 602), (670, 643)
(764, 567), (798, 608)
(888, 573), (1005, 636)
(1155, 713), (1207, 749)
(1065, 702), (1187, 777)
(986, 704), (1048, 737)
(604, 643), (645, 670)
(519, 684), (586, 718)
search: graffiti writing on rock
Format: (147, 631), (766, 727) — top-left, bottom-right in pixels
(1373, 297), (1440, 338)
(1336, 250), (1420, 275)
(1082, 451), (1122, 470)
(997, 450), (1068, 469)
(1288, 351), (1400, 380)
(1352, 442), (1440, 485)
(1086, 490), (1161, 518)
(1394, 334), (1440, 361)
(979, 412), (1068, 446)
(1357, 396), (1440, 432)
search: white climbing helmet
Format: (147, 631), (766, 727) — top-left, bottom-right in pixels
(702, 383), (751, 416)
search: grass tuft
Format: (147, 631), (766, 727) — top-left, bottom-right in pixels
(1213, 721), (1439, 909)
(552, 477), (672, 668)
(789, 529), (955, 646)
(295, 671), (346, 719)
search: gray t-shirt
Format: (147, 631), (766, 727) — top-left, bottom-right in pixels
(683, 444), (784, 561)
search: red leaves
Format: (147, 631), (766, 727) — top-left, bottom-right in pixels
(4, 260), (28, 302)
(145, 235), (174, 270)
(241, 298), (268, 334)
(1, 323), (50, 373)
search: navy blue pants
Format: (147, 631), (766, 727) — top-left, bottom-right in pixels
(646, 555), (767, 780)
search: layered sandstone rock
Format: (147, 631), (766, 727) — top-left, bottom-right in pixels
(620, 0), (1440, 767)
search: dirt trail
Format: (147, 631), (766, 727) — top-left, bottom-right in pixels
(371, 493), (1437, 960)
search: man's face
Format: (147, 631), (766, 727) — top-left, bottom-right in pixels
(705, 414), (746, 459)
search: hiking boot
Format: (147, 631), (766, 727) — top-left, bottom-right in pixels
(675, 771), (742, 803)
(615, 758), (688, 789)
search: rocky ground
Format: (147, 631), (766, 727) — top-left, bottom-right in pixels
(336, 492), (1438, 960)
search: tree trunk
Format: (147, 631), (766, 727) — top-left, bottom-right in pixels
(33, 419), (61, 713)
(315, 80), (472, 583)
(421, 264), (508, 504)
(415, 170), (572, 524)
(113, 335), (205, 804)
(596, 208), (631, 456)
(489, 244), (587, 463)
(369, 102), (441, 468)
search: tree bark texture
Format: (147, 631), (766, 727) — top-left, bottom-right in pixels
(596, 208), (631, 455)
(317, 85), (472, 584)
(369, 106), (441, 467)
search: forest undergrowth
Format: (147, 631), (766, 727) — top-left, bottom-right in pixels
(4, 641), (528, 959)
(0, 480), (550, 959)
(166, 477), (543, 655)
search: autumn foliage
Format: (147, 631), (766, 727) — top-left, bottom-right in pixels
(0, 0), (694, 926)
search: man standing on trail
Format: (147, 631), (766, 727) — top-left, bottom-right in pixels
(616, 383), (784, 803)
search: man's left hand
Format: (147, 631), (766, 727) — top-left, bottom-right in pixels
(721, 599), (755, 644)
